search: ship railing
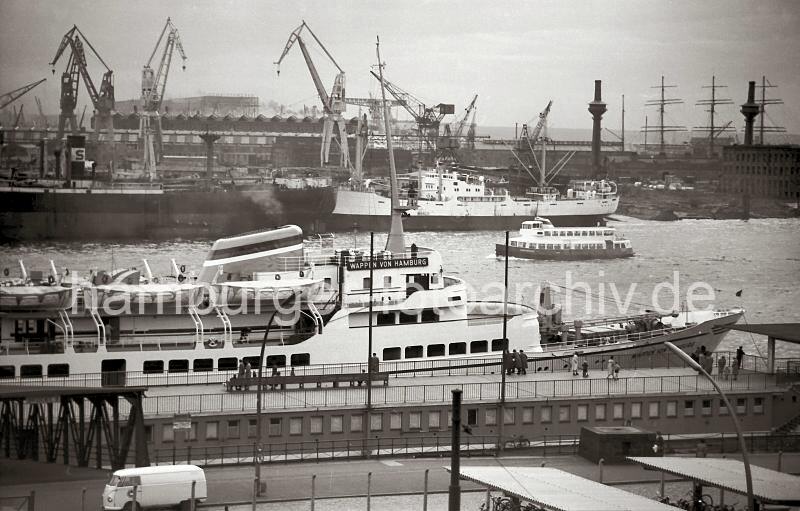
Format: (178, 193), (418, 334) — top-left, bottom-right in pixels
(541, 326), (683, 352)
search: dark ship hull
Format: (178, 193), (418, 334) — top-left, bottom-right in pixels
(0, 185), (335, 242)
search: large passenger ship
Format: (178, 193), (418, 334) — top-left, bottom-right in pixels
(0, 224), (743, 382)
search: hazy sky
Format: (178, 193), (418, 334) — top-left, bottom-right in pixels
(1, 0), (799, 135)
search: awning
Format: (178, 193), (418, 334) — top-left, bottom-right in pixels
(730, 323), (800, 344)
(447, 466), (675, 511)
(628, 457), (800, 505)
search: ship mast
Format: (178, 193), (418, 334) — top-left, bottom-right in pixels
(756, 76), (785, 145)
(375, 36), (405, 253)
(643, 75), (686, 155)
(694, 75), (734, 158)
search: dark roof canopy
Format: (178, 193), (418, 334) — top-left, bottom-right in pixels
(730, 323), (800, 344)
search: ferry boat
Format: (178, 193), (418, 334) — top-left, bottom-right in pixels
(327, 166), (619, 231)
(497, 217), (633, 260)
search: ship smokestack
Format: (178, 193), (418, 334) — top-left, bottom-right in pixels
(200, 131), (220, 182)
(741, 81), (759, 146)
(588, 80), (607, 178)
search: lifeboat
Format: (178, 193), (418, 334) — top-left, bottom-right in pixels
(0, 285), (74, 311)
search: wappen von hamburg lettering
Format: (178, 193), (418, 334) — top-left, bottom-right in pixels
(346, 257), (429, 271)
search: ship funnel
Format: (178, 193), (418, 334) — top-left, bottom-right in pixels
(741, 81), (759, 146)
(588, 79), (607, 178)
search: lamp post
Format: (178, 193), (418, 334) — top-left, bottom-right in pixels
(254, 292), (297, 499)
(664, 342), (754, 511)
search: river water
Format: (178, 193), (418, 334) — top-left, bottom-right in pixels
(2, 217), (799, 356)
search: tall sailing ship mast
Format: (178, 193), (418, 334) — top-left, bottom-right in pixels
(642, 75), (687, 155)
(755, 76), (786, 144)
(693, 75), (734, 158)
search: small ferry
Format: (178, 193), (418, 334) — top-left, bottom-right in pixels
(497, 217), (634, 260)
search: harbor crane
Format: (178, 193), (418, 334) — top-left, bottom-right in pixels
(513, 101), (573, 187)
(50, 25), (115, 143)
(438, 94), (478, 160)
(275, 21), (349, 168)
(369, 70), (454, 160)
(0, 78), (46, 111)
(141, 17), (187, 178)
(35, 97), (49, 129)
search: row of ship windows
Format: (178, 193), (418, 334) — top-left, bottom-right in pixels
(0, 353), (312, 379)
(511, 242), (605, 250)
(147, 396), (765, 443)
(381, 339), (508, 360)
(539, 230), (613, 237)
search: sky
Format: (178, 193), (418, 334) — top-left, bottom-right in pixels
(1, 0), (799, 137)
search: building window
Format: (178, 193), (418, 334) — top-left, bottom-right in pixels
(206, 421), (218, 440)
(248, 419), (257, 438)
(504, 408), (516, 425)
(541, 406), (552, 423)
(429, 411), (441, 429)
(331, 415), (343, 433)
(684, 400), (695, 417)
(383, 347), (401, 360)
(702, 400), (712, 416)
(467, 409), (478, 426)
(227, 420), (240, 439)
(559, 406), (570, 422)
(613, 403), (624, 420)
(666, 401), (677, 418)
(577, 405), (588, 422)
(363, 277), (371, 289)
(289, 417), (303, 435)
(427, 344), (445, 357)
(753, 397), (764, 414)
(269, 417), (282, 436)
(485, 409), (497, 426)
(310, 416), (323, 434)
(522, 407), (534, 424)
(631, 403), (642, 419)
(143, 360), (164, 374)
(471, 340), (488, 354)
(390, 412), (402, 431)
(162, 424), (174, 443)
(405, 345), (423, 359)
(351, 415), (363, 432)
(736, 398), (747, 415)
(188, 423), (197, 441)
(409, 412), (421, 430)
(370, 413), (383, 432)
(449, 342), (467, 355)
(595, 404), (606, 421)
(383, 275), (392, 287)
(648, 402), (659, 419)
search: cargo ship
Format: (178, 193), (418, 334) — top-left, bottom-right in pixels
(322, 167), (619, 232)
(0, 176), (335, 242)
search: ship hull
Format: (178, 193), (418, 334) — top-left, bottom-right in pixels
(323, 189), (619, 232)
(0, 186), (335, 241)
(496, 244), (634, 260)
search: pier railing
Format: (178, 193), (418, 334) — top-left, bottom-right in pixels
(136, 371), (788, 416)
(1, 351), (796, 389)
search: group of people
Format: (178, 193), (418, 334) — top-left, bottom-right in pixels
(233, 361), (253, 391)
(570, 353), (591, 378)
(504, 349), (528, 375)
(691, 345), (746, 380)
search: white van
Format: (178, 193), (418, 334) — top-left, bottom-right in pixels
(102, 465), (207, 510)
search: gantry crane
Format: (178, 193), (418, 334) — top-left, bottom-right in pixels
(141, 18), (187, 178)
(275, 21), (349, 168)
(50, 25), (115, 143)
(369, 70), (453, 160)
(0, 78), (46, 111)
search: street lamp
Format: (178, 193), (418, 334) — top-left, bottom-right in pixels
(664, 342), (754, 511)
(255, 291), (297, 499)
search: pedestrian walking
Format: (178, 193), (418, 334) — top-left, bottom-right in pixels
(581, 360), (589, 378)
(513, 350), (523, 375)
(613, 360), (620, 380)
(236, 360), (245, 391)
(736, 346), (745, 369)
(731, 360), (739, 380)
(519, 350), (528, 375)
(718, 355), (727, 378)
(571, 353), (579, 376)
(607, 357), (615, 379)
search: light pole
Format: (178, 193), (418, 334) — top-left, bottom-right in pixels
(664, 342), (754, 511)
(255, 292), (297, 498)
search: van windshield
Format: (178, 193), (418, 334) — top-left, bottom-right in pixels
(109, 475), (140, 486)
